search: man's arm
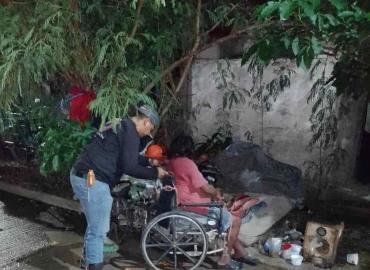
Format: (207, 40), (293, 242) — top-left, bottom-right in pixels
(117, 120), (158, 179)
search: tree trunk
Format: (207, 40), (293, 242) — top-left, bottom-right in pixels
(325, 91), (369, 195)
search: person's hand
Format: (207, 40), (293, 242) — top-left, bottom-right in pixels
(149, 158), (160, 167)
(157, 166), (169, 179)
(214, 189), (224, 202)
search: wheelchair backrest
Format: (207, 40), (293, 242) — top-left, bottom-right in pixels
(156, 175), (177, 215)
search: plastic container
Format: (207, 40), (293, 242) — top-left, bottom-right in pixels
(291, 254), (304, 266)
(290, 244), (302, 255)
(269, 238), (282, 257)
(282, 249), (292, 260)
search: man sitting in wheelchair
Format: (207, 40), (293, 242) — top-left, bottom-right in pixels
(167, 135), (257, 268)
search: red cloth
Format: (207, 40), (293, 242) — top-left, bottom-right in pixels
(228, 194), (259, 217)
(69, 86), (96, 123)
(227, 195), (259, 254)
(169, 157), (210, 215)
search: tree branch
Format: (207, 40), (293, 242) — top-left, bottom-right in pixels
(124, 0), (144, 47)
(159, 0), (202, 117)
(144, 21), (273, 94)
(202, 4), (237, 38)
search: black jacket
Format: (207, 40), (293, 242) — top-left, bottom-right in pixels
(73, 118), (158, 188)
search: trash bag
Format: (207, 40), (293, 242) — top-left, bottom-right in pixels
(213, 141), (303, 207)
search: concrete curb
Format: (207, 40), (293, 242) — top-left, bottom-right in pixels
(0, 181), (80, 212)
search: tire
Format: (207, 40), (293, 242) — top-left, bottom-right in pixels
(141, 211), (208, 270)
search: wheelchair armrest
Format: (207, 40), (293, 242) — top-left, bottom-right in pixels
(179, 201), (223, 208)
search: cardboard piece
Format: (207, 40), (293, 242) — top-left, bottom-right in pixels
(303, 221), (344, 268)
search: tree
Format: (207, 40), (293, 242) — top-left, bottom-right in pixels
(0, 0), (261, 125)
(2, 0), (369, 178)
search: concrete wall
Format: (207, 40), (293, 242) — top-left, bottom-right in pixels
(189, 59), (329, 171)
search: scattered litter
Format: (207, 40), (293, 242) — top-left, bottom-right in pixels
(283, 228), (303, 242)
(291, 254), (304, 266)
(346, 253), (359, 265)
(290, 244), (302, 255)
(264, 237), (282, 257)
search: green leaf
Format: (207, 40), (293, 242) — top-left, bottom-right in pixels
(303, 47), (315, 69)
(282, 36), (291, 49)
(24, 28), (34, 43)
(291, 37), (300, 56)
(325, 14), (339, 26)
(241, 43), (259, 65)
(329, 0), (347, 11)
(338, 11), (354, 18)
(299, 1), (315, 18)
(311, 36), (322, 54)
(298, 55), (307, 70)
(310, 0), (321, 9)
(257, 41), (273, 64)
(279, 1), (293, 20)
(52, 155), (60, 171)
(260, 1), (279, 19)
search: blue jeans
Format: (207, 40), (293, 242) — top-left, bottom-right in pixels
(70, 172), (113, 264)
(208, 207), (232, 232)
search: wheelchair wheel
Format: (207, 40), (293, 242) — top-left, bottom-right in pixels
(141, 211), (208, 270)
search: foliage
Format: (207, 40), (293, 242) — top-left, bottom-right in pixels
(3, 0), (369, 177)
(194, 128), (233, 158)
(213, 60), (250, 110)
(303, 147), (347, 197)
(0, 0), (185, 121)
(0, 1), (73, 112)
(0, 0), (258, 122)
(0, 0), (258, 174)
(241, 0), (370, 149)
(0, 92), (56, 155)
(247, 59), (293, 112)
(307, 57), (337, 149)
(37, 120), (96, 175)
(244, 0), (370, 71)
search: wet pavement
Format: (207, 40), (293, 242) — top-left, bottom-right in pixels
(0, 200), (49, 269)
(0, 191), (368, 270)
(0, 192), (277, 270)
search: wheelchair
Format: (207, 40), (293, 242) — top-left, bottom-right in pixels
(140, 176), (228, 270)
